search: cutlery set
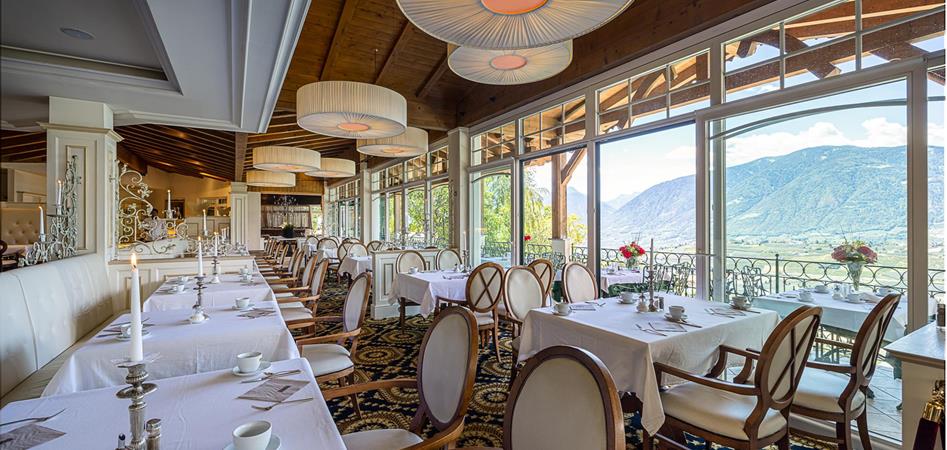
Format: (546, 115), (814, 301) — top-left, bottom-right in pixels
(0, 408), (65, 428)
(240, 369), (303, 384)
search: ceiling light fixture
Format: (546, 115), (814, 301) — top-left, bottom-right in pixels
(296, 81), (407, 139)
(304, 158), (357, 178)
(246, 170), (296, 187)
(252, 146), (321, 172)
(59, 27), (95, 40)
(357, 127), (428, 158)
(448, 41), (573, 85)
(397, 0), (634, 50)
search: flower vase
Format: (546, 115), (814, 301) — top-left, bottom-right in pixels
(625, 257), (638, 271)
(846, 262), (864, 291)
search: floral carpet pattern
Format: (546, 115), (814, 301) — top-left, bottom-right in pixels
(313, 280), (829, 449)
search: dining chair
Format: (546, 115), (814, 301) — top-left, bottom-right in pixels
(348, 242), (369, 258)
(789, 293), (901, 450)
(342, 237), (361, 245)
(323, 307), (478, 450)
(258, 241), (289, 268)
(264, 249), (304, 284)
(367, 240), (384, 252)
(502, 266), (545, 386)
(396, 250), (428, 327)
(338, 241), (353, 260)
(495, 346), (625, 450)
(317, 237), (339, 251)
(436, 248), (462, 270)
(295, 272), (372, 416)
(463, 262), (505, 361)
(645, 306), (823, 450)
(562, 262), (597, 303)
(273, 257), (327, 307)
(279, 259), (330, 330)
(527, 258), (554, 300)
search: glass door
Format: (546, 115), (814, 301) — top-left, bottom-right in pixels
(519, 149), (588, 268)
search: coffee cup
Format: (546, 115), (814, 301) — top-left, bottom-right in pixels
(178, 275), (190, 284)
(120, 323), (132, 338)
(235, 297), (251, 310)
(232, 421), (272, 450)
(554, 302), (571, 315)
(847, 292), (862, 303)
(173, 284), (187, 294)
(799, 290), (813, 302)
(668, 305), (685, 320)
(732, 295), (748, 308)
(813, 284), (829, 293)
(877, 287), (891, 295)
(236, 351), (263, 373)
(409, 267), (419, 274)
(239, 267), (250, 275)
(620, 292), (636, 303)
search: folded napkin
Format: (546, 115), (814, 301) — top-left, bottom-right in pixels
(0, 424), (65, 449)
(862, 292), (882, 303)
(239, 310), (276, 319)
(708, 307), (745, 316)
(239, 378), (309, 403)
(650, 321), (686, 333)
(442, 274), (467, 280)
(569, 303), (596, 311)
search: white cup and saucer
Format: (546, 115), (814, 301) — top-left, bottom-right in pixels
(553, 302), (572, 316)
(408, 267), (419, 274)
(225, 421), (280, 450)
(619, 292), (636, 304)
(240, 273), (254, 283)
(172, 284), (187, 294)
(234, 297), (254, 311)
(798, 290), (814, 303)
(731, 295), (750, 310)
(115, 323), (151, 341)
(665, 305), (686, 322)
(232, 352), (271, 377)
(813, 284), (829, 294)
(177, 275), (190, 284)
(188, 311), (207, 324)
(875, 286), (892, 296)
(846, 292), (864, 304)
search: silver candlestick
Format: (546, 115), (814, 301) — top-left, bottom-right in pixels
(211, 255), (221, 283)
(192, 275), (206, 319)
(115, 362), (157, 450)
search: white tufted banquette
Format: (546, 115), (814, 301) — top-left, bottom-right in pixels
(0, 203), (41, 245)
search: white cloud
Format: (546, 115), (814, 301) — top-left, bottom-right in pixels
(929, 121), (945, 147)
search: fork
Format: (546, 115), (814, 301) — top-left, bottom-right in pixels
(251, 397), (313, 411)
(0, 408), (66, 427)
(240, 369), (303, 383)
(636, 323), (667, 337)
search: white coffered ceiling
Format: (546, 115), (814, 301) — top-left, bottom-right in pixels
(0, 0), (309, 133)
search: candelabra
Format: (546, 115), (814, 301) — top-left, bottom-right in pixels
(115, 361), (158, 450)
(22, 155), (80, 266)
(192, 275), (207, 319)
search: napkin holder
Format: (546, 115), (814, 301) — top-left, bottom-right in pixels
(115, 360), (159, 450)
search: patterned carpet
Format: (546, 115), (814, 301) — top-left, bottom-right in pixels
(312, 280), (830, 449)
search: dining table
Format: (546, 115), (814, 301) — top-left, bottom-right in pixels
(339, 255), (372, 278)
(599, 268), (647, 292)
(390, 270), (469, 317)
(516, 294), (780, 436)
(752, 289), (928, 342)
(42, 301), (299, 396)
(143, 272), (274, 312)
(0, 358), (346, 449)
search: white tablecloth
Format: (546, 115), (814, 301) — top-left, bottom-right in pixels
(2, 359), (345, 449)
(43, 302), (299, 396)
(517, 294), (779, 435)
(143, 273), (274, 312)
(752, 290), (924, 342)
(390, 271), (468, 317)
(309, 247), (338, 261)
(599, 269), (646, 291)
(339, 255), (372, 277)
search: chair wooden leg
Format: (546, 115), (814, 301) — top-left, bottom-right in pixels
(399, 298), (406, 328)
(837, 418), (853, 450)
(642, 431), (655, 450)
(509, 348), (519, 389)
(856, 410), (872, 450)
(492, 323), (501, 361)
(777, 433), (790, 450)
(347, 373), (362, 419)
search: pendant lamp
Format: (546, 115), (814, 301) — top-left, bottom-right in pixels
(296, 81), (407, 139)
(357, 127), (429, 157)
(448, 40), (572, 85)
(305, 158), (357, 178)
(246, 170), (296, 187)
(252, 146), (321, 172)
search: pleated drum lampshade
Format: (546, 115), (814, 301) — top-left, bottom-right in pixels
(357, 127), (429, 157)
(397, 0), (634, 50)
(251, 146), (321, 172)
(246, 170), (296, 187)
(296, 81), (407, 139)
(447, 41), (573, 85)
(305, 158), (357, 178)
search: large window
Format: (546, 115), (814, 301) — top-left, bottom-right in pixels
(431, 180), (450, 246)
(522, 97), (586, 152)
(371, 146), (452, 248)
(928, 66), (945, 312)
(406, 187), (426, 246)
(521, 149), (588, 267)
(472, 122), (516, 165)
(471, 167), (512, 266)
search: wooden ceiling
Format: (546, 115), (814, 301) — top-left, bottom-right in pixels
(4, 0), (942, 181)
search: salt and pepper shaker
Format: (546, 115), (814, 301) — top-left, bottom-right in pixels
(145, 419), (161, 450)
(116, 433), (126, 450)
(937, 302), (945, 328)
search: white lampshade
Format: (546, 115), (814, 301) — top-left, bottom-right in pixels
(305, 158), (357, 178)
(296, 81), (407, 139)
(357, 127), (429, 157)
(448, 41), (572, 85)
(397, 0), (633, 50)
(246, 170), (296, 187)
(252, 146), (321, 172)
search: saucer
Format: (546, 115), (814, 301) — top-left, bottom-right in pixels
(224, 435), (281, 450)
(618, 299), (636, 305)
(779, 293), (798, 298)
(187, 316), (210, 324)
(233, 304), (255, 311)
(231, 361), (272, 377)
(664, 314), (688, 322)
(552, 310), (572, 316)
(731, 304), (752, 311)
(845, 299), (864, 304)
(798, 297), (815, 303)
(115, 329), (151, 341)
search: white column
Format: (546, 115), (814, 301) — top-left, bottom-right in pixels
(229, 182), (262, 250)
(359, 162), (372, 241)
(43, 97), (121, 263)
(447, 127), (470, 253)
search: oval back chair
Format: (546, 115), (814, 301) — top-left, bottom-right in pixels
(317, 237), (338, 251)
(366, 240), (384, 253)
(347, 243), (369, 258)
(527, 258), (554, 301)
(465, 262), (505, 361)
(436, 248), (463, 270)
(562, 262), (597, 303)
(396, 250), (426, 273)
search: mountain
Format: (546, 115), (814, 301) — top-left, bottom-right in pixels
(601, 145), (945, 248)
(603, 193), (640, 212)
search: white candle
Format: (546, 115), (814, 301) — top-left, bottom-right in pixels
(202, 210), (208, 236)
(129, 254), (144, 362)
(38, 206), (44, 233)
(166, 190), (172, 218)
(56, 180), (63, 206)
(197, 237), (205, 276)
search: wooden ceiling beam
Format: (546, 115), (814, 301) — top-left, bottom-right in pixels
(118, 128), (235, 161)
(417, 53), (449, 98)
(234, 132), (248, 182)
(0, 148), (46, 161)
(320, 0), (362, 81)
(249, 128), (334, 142)
(120, 142), (234, 173)
(375, 21), (415, 85)
(120, 125), (234, 154)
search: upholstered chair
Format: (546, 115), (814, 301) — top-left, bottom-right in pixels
(279, 259), (330, 333)
(436, 248), (463, 270)
(396, 250), (428, 327)
(295, 272), (372, 416)
(790, 293), (901, 450)
(264, 249), (304, 285)
(527, 259), (554, 301)
(348, 243), (369, 258)
(317, 237), (338, 251)
(502, 266), (545, 386)
(366, 240), (384, 252)
(464, 262), (505, 361)
(562, 262), (597, 303)
(645, 306), (823, 450)
(323, 307), (478, 450)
